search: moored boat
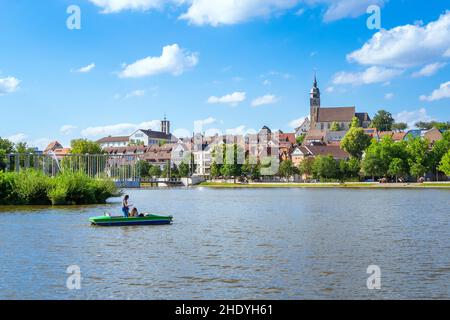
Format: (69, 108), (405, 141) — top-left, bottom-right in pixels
(90, 214), (173, 227)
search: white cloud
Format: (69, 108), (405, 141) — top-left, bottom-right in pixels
(263, 79), (272, 86)
(288, 117), (308, 128)
(125, 89), (146, 99)
(207, 92), (246, 106)
(225, 125), (248, 135)
(119, 44), (198, 78)
(73, 63), (96, 73)
(420, 81), (450, 102)
(326, 86), (335, 93)
(251, 94), (279, 107)
(89, 0), (168, 14)
(347, 11), (450, 68)
(81, 120), (160, 137)
(384, 93), (394, 100)
(194, 117), (217, 129)
(60, 125), (77, 135)
(412, 62), (447, 78)
(0, 77), (20, 95)
(313, 0), (386, 23)
(332, 66), (403, 86)
(395, 108), (434, 128)
(179, 0), (299, 26)
(90, 0), (388, 25)
(7, 133), (27, 143)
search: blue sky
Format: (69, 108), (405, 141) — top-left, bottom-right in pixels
(0, 0), (449, 149)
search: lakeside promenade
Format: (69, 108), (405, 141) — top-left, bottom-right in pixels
(198, 181), (450, 189)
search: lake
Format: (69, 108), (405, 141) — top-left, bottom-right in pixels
(0, 187), (449, 299)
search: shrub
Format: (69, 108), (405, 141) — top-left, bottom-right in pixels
(13, 170), (51, 205)
(1, 169), (118, 206)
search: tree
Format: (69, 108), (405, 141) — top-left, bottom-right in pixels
(70, 139), (103, 154)
(210, 161), (221, 179)
(438, 150), (450, 176)
(341, 127), (372, 159)
(392, 122), (408, 132)
(344, 157), (361, 180)
(350, 116), (360, 128)
(415, 121), (450, 131)
(148, 165), (162, 178)
(361, 141), (384, 180)
(137, 160), (150, 178)
(0, 137), (14, 153)
(406, 137), (430, 180)
(371, 110), (394, 131)
(278, 160), (296, 179)
(428, 138), (450, 180)
(296, 134), (306, 145)
(241, 158), (260, 180)
(331, 122), (341, 131)
(298, 157), (315, 179)
(313, 155), (338, 181)
(388, 158), (406, 182)
(178, 161), (190, 178)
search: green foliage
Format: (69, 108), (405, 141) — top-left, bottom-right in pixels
(415, 121), (450, 131)
(278, 160), (297, 178)
(0, 170), (118, 205)
(392, 122), (408, 132)
(439, 150), (450, 176)
(371, 110), (394, 131)
(388, 158), (407, 181)
(298, 157), (315, 177)
(178, 161), (190, 177)
(296, 134), (306, 145)
(70, 139), (103, 154)
(148, 165), (162, 178)
(331, 122), (341, 131)
(350, 116), (360, 128)
(341, 127), (372, 159)
(137, 160), (151, 178)
(406, 137), (430, 179)
(241, 158), (261, 180)
(0, 137), (14, 153)
(313, 155), (338, 181)
(210, 161), (221, 178)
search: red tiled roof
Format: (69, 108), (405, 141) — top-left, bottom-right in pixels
(317, 107), (355, 122)
(44, 141), (63, 153)
(304, 145), (350, 160)
(97, 136), (129, 143)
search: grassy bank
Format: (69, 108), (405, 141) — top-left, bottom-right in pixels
(198, 181), (450, 189)
(0, 170), (120, 205)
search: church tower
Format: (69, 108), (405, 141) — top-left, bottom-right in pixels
(310, 75), (320, 128)
(161, 116), (170, 135)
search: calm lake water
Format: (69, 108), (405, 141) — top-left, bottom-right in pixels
(0, 187), (450, 299)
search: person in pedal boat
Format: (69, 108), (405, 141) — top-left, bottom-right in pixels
(130, 207), (145, 217)
(122, 195), (130, 217)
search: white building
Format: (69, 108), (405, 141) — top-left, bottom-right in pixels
(96, 136), (129, 148)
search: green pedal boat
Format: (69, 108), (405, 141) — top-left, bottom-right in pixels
(90, 214), (173, 227)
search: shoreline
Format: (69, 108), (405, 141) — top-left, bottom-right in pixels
(196, 182), (450, 189)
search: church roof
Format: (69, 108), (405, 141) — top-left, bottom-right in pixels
(317, 106), (355, 122)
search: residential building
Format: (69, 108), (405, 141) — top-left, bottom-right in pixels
(97, 136), (129, 148)
(294, 118), (310, 138)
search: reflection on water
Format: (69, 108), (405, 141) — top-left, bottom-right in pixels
(0, 188), (450, 299)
